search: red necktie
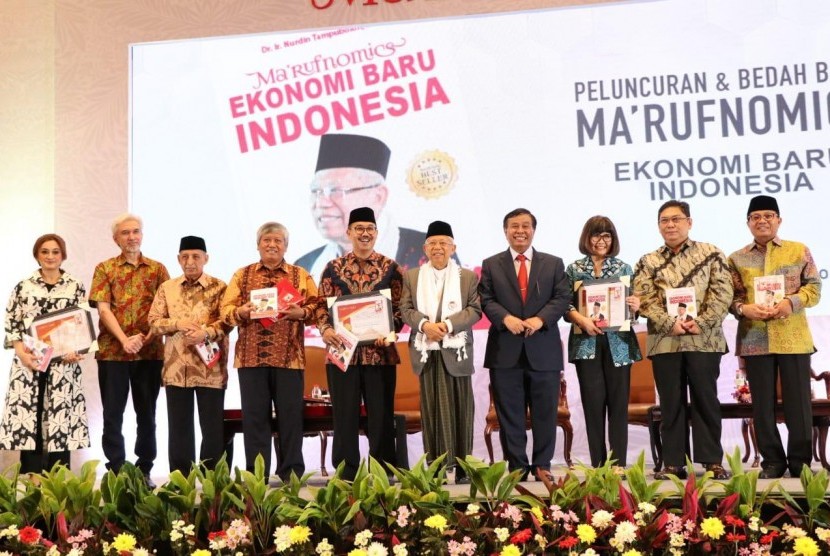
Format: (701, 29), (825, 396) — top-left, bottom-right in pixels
(516, 253), (528, 303)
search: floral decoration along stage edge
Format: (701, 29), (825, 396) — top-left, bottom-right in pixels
(0, 450), (828, 555)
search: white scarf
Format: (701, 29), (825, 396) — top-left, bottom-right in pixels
(414, 259), (468, 363)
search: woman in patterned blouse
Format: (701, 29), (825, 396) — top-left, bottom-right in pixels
(1, 234), (90, 472)
(565, 216), (641, 469)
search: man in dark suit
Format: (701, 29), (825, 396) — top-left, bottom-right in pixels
(295, 133), (426, 281)
(479, 208), (570, 481)
(400, 221), (482, 484)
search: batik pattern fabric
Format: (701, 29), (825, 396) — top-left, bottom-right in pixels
(148, 273), (230, 388)
(728, 237), (821, 356)
(633, 239), (732, 356)
(89, 254), (169, 360)
(220, 261), (318, 369)
(565, 256), (641, 366)
(315, 251), (404, 366)
(0, 271), (90, 450)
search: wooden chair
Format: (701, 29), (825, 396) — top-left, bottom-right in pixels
(483, 367), (574, 468)
(393, 341), (422, 433)
(741, 367), (830, 468)
(303, 345), (332, 476)
(628, 331), (656, 427)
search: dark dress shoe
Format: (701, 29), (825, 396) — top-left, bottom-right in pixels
(653, 465), (687, 480)
(704, 463), (731, 480)
(143, 474), (157, 490)
(534, 468), (553, 482)
(759, 466), (786, 479)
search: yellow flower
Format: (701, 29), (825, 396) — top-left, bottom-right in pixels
(289, 526), (311, 545)
(191, 550), (211, 556)
(500, 545), (521, 556)
(348, 550), (368, 556)
(793, 536), (820, 556)
(424, 515), (448, 532)
(622, 550), (643, 556)
(576, 523), (597, 544)
(701, 517), (725, 540)
(112, 533), (138, 552)
(530, 506), (544, 521)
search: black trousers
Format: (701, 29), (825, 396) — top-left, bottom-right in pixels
(238, 367), (304, 480)
(575, 335), (631, 467)
(20, 368), (68, 473)
(744, 353), (813, 475)
(489, 354), (559, 474)
(97, 359), (162, 474)
(165, 385), (225, 475)
(327, 363), (396, 481)
(651, 351), (723, 467)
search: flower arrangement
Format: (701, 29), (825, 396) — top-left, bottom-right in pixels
(0, 451), (827, 555)
(733, 369), (752, 403)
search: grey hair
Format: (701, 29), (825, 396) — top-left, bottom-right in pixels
(111, 213), (143, 236)
(257, 222), (289, 245)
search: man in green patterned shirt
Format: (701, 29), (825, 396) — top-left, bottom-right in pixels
(728, 195), (822, 479)
(634, 200), (733, 480)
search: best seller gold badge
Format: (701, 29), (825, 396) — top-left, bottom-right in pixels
(406, 150), (458, 199)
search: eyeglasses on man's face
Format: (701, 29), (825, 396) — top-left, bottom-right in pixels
(748, 212), (779, 223)
(309, 183), (380, 202)
(590, 233), (613, 243)
(425, 240), (454, 248)
(350, 225), (377, 235)
(658, 215), (689, 226)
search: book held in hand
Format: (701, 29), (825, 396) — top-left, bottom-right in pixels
(326, 328), (359, 372)
(250, 287), (279, 319)
(193, 339), (221, 368)
(260, 279), (307, 327)
(22, 333), (54, 372)
(753, 275), (785, 308)
(666, 287), (697, 321)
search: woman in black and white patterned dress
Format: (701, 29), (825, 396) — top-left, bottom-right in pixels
(1, 234), (90, 472)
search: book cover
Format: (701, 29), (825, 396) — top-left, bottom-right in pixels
(22, 333), (54, 372)
(666, 287), (697, 321)
(753, 275), (785, 308)
(193, 339), (221, 368)
(274, 278), (306, 321)
(250, 287), (278, 319)
(326, 328), (358, 372)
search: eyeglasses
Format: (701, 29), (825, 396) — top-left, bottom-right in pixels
(351, 225), (377, 234)
(425, 240), (454, 248)
(309, 183), (380, 202)
(590, 233), (613, 243)
(748, 212), (779, 223)
(658, 216), (689, 226)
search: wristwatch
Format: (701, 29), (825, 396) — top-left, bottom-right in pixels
(736, 303), (744, 317)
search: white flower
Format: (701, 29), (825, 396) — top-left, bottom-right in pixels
(355, 529), (373, 548)
(316, 538), (335, 556)
(581, 549), (598, 556)
(535, 534), (546, 547)
(495, 527), (509, 542)
(591, 510), (614, 529)
(638, 502), (657, 515)
(273, 525), (292, 552)
(783, 524), (807, 539)
(670, 532), (686, 548)
(816, 527), (830, 543)
(133, 549), (150, 556)
(367, 542), (388, 556)
(749, 516), (760, 532)
(392, 545), (408, 556)
(465, 503), (480, 515)
(613, 521), (638, 545)
(45, 546), (60, 556)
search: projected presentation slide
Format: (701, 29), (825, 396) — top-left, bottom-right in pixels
(131, 0), (830, 313)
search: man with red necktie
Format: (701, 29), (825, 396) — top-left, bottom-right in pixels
(479, 208), (570, 481)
